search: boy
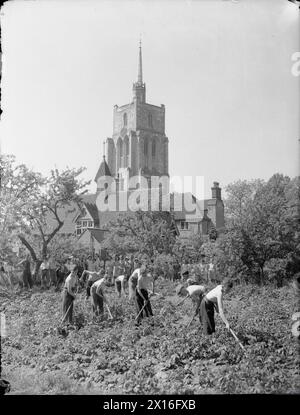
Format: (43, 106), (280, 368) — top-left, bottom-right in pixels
(132, 265), (154, 325)
(81, 268), (105, 299)
(176, 283), (206, 318)
(40, 256), (50, 288)
(90, 275), (109, 316)
(61, 266), (78, 324)
(115, 274), (127, 297)
(199, 278), (232, 335)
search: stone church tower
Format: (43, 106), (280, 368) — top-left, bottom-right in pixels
(96, 42), (169, 194)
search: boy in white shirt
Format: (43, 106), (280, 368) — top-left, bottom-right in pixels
(90, 275), (109, 316)
(176, 284), (206, 318)
(81, 268), (104, 299)
(61, 266), (78, 324)
(199, 278), (232, 335)
(115, 274), (127, 297)
(132, 265), (154, 325)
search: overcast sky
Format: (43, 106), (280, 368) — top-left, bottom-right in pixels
(0, 0), (299, 199)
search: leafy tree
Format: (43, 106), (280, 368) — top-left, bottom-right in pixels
(0, 154), (90, 278)
(47, 234), (90, 264)
(216, 174), (300, 285)
(172, 233), (205, 263)
(102, 210), (177, 262)
(225, 179), (264, 227)
(0, 154), (42, 263)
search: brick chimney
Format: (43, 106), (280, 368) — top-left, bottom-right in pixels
(211, 182), (221, 200)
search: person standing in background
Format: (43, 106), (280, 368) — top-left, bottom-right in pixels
(61, 266), (78, 325)
(40, 256), (50, 288)
(17, 254), (33, 289)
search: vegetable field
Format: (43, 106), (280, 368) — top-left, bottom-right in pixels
(1, 280), (299, 394)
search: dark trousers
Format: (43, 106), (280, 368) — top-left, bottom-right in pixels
(86, 280), (93, 298)
(62, 290), (74, 324)
(199, 298), (215, 335)
(135, 288), (153, 323)
(91, 290), (104, 315)
(22, 270), (33, 289)
(115, 280), (122, 296)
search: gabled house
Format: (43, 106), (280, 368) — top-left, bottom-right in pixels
(76, 228), (109, 254)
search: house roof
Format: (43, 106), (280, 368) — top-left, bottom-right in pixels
(171, 192), (210, 221)
(94, 156), (112, 182)
(78, 228), (108, 244)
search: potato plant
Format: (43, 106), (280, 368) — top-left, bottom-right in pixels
(1, 280), (299, 394)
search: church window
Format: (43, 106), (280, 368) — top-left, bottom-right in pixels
(144, 140), (148, 155)
(123, 113), (127, 126)
(125, 138), (129, 167)
(152, 140), (156, 157)
(148, 113), (153, 128)
(120, 178), (124, 191)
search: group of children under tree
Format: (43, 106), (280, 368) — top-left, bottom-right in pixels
(61, 254), (232, 336)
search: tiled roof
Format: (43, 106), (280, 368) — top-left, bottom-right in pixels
(94, 157), (112, 182)
(78, 228), (109, 244)
(171, 192), (209, 220)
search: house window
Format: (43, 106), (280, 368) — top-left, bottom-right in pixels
(82, 221), (87, 227)
(76, 229), (82, 235)
(123, 113), (127, 126)
(181, 221), (189, 230)
(76, 221), (82, 228)
(88, 221), (93, 227)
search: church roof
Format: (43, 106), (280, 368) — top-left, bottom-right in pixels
(94, 156), (111, 183)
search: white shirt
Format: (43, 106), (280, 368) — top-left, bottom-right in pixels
(87, 271), (101, 283)
(48, 257), (56, 269)
(135, 269), (153, 291)
(41, 261), (49, 271)
(64, 273), (77, 296)
(91, 277), (106, 295)
(186, 285), (206, 299)
(205, 285), (223, 312)
(115, 274), (126, 283)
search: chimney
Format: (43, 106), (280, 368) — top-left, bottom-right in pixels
(211, 182), (221, 200)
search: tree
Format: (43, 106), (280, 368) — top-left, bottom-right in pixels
(172, 233), (205, 263)
(0, 154), (43, 264)
(218, 174), (300, 285)
(102, 210), (177, 262)
(0, 154), (90, 278)
(225, 179), (264, 227)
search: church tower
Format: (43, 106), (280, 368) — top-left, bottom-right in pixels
(98, 42), (169, 194)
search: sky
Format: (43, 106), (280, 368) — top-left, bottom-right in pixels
(0, 0), (299, 199)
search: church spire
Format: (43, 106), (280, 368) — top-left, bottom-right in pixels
(133, 39), (146, 103)
(137, 38), (143, 85)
